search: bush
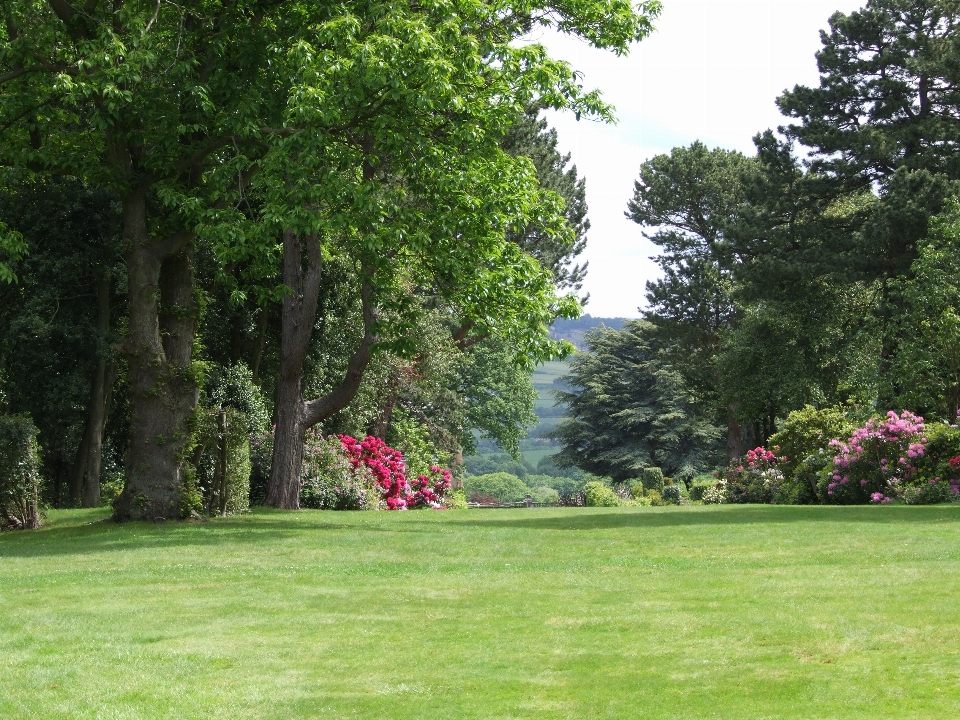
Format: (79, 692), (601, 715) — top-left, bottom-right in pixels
(642, 467), (664, 493)
(193, 407), (252, 516)
(558, 490), (585, 506)
(0, 414), (42, 530)
(909, 421), (960, 501)
(301, 432), (377, 510)
(723, 447), (786, 504)
(701, 483), (726, 504)
(340, 435), (451, 509)
(689, 475), (715, 502)
(464, 472), (529, 503)
(583, 481), (621, 507)
(661, 484), (682, 505)
(769, 405), (857, 504)
(443, 488), (467, 510)
(645, 489), (663, 505)
(529, 485), (560, 504)
(825, 411), (926, 504)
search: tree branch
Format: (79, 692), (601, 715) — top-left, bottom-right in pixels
(0, 68), (28, 84)
(303, 267), (379, 427)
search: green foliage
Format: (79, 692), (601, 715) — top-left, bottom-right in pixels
(0, 414), (42, 529)
(689, 477), (716, 502)
(582, 481), (621, 507)
(552, 321), (723, 481)
(528, 486), (560, 504)
(769, 405), (858, 504)
(914, 423), (960, 484)
(0, 178), (123, 506)
(300, 434), (377, 511)
(192, 408), (253, 517)
(890, 201), (960, 418)
(201, 364), (269, 436)
(642, 467), (665, 493)
(464, 472), (530, 503)
(661, 485), (682, 505)
(0, 219), (26, 284)
(443, 489), (467, 510)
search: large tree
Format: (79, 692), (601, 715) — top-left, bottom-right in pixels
(1, 0), (659, 517)
(551, 320), (723, 481)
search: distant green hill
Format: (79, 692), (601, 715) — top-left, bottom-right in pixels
(465, 317), (628, 476)
(549, 314), (627, 351)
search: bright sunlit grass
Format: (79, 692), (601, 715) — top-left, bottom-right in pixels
(2, 505), (959, 719)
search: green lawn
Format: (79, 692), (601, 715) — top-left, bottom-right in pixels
(2, 505), (959, 719)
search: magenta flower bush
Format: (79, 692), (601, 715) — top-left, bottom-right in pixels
(825, 410), (926, 504)
(250, 429), (451, 510)
(339, 434), (451, 510)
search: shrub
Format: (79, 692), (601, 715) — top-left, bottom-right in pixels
(529, 485), (560, 504)
(340, 435), (451, 510)
(909, 421), (960, 500)
(583, 481), (621, 507)
(193, 407), (252, 516)
(661, 484), (682, 505)
(558, 490), (586, 506)
(769, 405), (857, 503)
(642, 467), (664, 493)
(0, 414), (42, 530)
(723, 447), (786, 504)
(645, 489), (663, 505)
(701, 482), (726, 505)
(825, 411), (926, 504)
(443, 488), (467, 509)
(301, 432), (376, 510)
(463, 472), (529, 503)
(689, 475), (715, 502)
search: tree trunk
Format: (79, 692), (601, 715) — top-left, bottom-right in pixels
(726, 404), (743, 462)
(114, 189), (199, 521)
(250, 306), (269, 384)
(266, 230), (378, 508)
(69, 265), (116, 508)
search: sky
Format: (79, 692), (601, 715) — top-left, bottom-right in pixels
(538, 0), (866, 318)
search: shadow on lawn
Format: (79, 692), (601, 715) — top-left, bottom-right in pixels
(0, 510), (421, 558)
(455, 504), (960, 532)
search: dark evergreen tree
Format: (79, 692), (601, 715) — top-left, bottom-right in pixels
(551, 321), (724, 481)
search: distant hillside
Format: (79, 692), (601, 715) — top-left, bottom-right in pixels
(549, 314), (627, 351)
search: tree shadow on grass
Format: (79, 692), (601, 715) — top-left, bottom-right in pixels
(0, 509), (423, 558)
(453, 505), (960, 532)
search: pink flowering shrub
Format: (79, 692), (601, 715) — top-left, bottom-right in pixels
(899, 419), (960, 504)
(249, 429), (451, 510)
(300, 431), (376, 510)
(722, 447), (786, 504)
(825, 410), (926, 504)
(338, 435), (451, 510)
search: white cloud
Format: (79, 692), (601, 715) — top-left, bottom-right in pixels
(538, 0), (866, 317)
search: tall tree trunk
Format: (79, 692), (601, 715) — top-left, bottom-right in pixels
(250, 306), (269, 384)
(726, 403), (743, 462)
(114, 188), (199, 521)
(266, 230), (378, 508)
(69, 265), (116, 507)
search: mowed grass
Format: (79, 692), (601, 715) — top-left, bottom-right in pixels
(2, 506), (960, 719)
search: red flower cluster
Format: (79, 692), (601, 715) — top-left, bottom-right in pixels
(745, 447), (777, 467)
(410, 465), (452, 508)
(339, 435), (410, 509)
(338, 435), (451, 510)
